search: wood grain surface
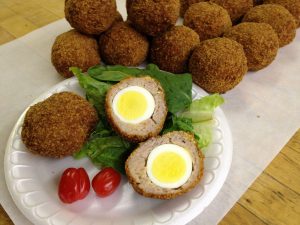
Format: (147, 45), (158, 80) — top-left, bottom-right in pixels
(0, 0), (300, 224)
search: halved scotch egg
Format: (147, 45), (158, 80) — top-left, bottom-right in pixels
(105, 76), (168, 142)
(125, 131), (204, 199)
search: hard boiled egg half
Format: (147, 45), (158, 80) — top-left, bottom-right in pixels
(112, 86), (155, 124)
(146, 144), (193, 189)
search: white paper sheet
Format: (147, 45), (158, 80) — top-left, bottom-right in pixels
(0, 18), (299, 225)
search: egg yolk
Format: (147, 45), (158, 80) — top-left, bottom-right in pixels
(116, 90), (148, 121)
(151, 151), (186, 183)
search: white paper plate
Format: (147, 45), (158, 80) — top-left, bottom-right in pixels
(4, 77), (232, 225)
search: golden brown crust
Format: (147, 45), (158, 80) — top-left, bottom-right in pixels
(21, 92), (99, 158)
(188, 37), (247, 93)
(263, 0), (300, 27)
(105, 76), (168, 142)
(242, 4), (297, 47)
(179, 0), (207, 17)
(51, 29), (101, 78)
(125, 131), (205, 199)
(224, 22), (279, 71)
(210, 0), (253, 22)
(150, 25), (200, 73)
(65, 0), (117, 35)
(127, 0), (180, 36)
(183, 2), (232, 41)
(99, 22), (149, 66)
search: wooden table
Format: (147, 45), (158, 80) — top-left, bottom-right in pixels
(0, 0), (299, 224)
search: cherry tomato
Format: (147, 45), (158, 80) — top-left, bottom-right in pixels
(92, 167), (121, 197)
(58, 167), (90, 203)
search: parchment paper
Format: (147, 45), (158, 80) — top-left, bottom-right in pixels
(0, 18), (299, 225)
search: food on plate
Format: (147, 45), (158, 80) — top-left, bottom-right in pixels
(165, 94), (224, 150)
(224, 22), (279, 71)
(99, 22), (149, 66)
(210, 0), (253, 23)
(105, 76), (168, 142)
(243, 4), (297, 47)
(263, 0), (300, 27)
(65, 0), (117, 35)
(21, 92), (98, 157)
(150, 25), (200, 73)
(179, 0), (206, 17)
(183, 2), (232, 41)
(127, 0), (180, 36)
(51, 30), (100, 78)
(58, 167), (90, 203)
(92, 167), (121, 197)
(125, 131), (204, 199)
(189, 37), (247, 93)
(72, 64), (192, 118)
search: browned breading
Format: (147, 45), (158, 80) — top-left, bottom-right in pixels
(179, 0), (207, 17)
(210, 0), (253, 23)
(51, 30), (100, 78)
(105, 76), (167, 142)
(150, 26), (200, 73)
(65, 0), (116, 35)
(127, 0), (180, 36)
(263, 0), (300, 27)
(243, 4), (297, 47)
(189, 37), (247, 93)
(125, 131), (204, 200)
(183, 2), (232, 41)
(21, 92), (98, 158)
(113, 11), (124, 25)
(99, 22), (149, 66)
(224, 22), (279, 71)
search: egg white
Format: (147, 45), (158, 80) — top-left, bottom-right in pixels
(146, 144), (193, 189)
(112, 86), (155, 124)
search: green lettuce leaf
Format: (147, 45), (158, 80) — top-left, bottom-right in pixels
(74, 136), (132, 174)
(87, 64), (192, 114)
(180, 93), (224, 123)
(163, 94), (224, 151)
(70, 67), (111, 118)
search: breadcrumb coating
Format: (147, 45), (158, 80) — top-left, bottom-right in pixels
(21, 92), (98, 158)
(150, 25), (200, 73)
(243, 4), (296, 47)
(51, 30), (100, 78)
(65, 0), (117, 35)
(224, 22), (279, 70)
(210, 0), (253, 22)
(179, 0), (207, 17)
(127, 0), (180, 36)
(99, 22), (149, 66)
(189, 37), (247, 93)
(263, 0), (300, 27)
(183, 2), (232, 41)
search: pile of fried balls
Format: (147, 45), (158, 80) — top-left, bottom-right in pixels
(51, 0), (299, 93)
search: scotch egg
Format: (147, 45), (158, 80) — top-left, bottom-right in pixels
(105, 76), (168, 142)
(125, 131), (204, 200)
